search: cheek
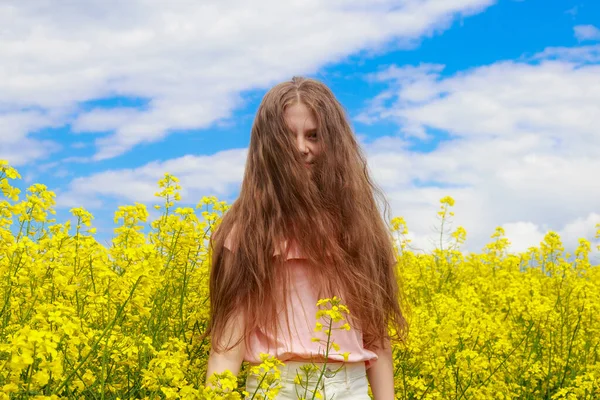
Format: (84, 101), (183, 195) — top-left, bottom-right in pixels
(312, 143), (323, 157)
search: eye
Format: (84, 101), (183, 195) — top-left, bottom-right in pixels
(307, 131), (318, 141)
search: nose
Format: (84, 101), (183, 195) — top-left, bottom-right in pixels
(296, 137), (309, 154)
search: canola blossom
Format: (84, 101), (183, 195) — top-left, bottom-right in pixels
(0, 160), (599, 399)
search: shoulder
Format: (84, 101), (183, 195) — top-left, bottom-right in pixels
(221, 224), (305, 260)
(223, 223), (238, 252)
(274, 238), (305, 260)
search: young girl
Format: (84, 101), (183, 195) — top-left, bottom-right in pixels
(204, 77), (408, 399)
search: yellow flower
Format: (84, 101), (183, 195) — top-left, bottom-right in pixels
(0, 161), (596, 400)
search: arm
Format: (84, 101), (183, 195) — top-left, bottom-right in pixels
(205, 312), (246, 387)
(366, 338), (395, 400)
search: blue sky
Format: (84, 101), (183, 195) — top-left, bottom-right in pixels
(1, 0), (599, 255)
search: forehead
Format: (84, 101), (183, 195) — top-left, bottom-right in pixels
(284, 103), (317, 132)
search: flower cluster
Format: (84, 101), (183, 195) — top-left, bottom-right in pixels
(285, 297), (353, 399)
(0, 161), (598, 399)
(391, 197), (600, 399)
(312, 296), (352, 362)
(241, 354), (284, 399)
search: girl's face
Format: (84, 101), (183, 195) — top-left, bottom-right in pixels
(284, 102), (322, 170)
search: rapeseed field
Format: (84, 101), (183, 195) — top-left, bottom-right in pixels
(1, 160), (598, 399)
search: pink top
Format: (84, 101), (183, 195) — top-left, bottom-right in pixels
(224, 233), (378, 369)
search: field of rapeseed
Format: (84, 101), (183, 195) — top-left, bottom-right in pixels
(0, 159), (599, 399)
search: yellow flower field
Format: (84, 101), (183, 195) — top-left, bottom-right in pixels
(0, 160), (599, 399)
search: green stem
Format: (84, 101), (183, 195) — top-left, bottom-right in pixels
(52, 275), (143, 395)
(310, 316), (333, 400)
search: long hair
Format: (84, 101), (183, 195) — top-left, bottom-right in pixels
(203, 76), (408, 354)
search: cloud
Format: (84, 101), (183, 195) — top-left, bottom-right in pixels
(359, 45), (600, 255)
(71, 108), (142, 134)
(500, 212), (600, 255)
(53, 42), (600, 257)
(565, 6), (578, 17)
(0, 111), (62, 165)
(1, 0), (496, 162)
(574, 25), (600, 42)
(501, 222), (545, 253)
(534, 44), (600, 64)
(56, 148), (247, 209)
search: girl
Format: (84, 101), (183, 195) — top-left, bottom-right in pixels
(204, 77), (408, 399)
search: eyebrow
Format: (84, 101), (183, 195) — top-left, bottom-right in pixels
(288, 127), (317, 134)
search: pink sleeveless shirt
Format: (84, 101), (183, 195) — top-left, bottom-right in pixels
(223, 233), (378, 369)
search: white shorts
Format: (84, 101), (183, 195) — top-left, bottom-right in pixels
(245, 360), (371, 399)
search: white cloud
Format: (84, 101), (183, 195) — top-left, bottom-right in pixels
(501, 212), (600, 255)
(565, 6), (579, 17)
(0, 111), (62, 165)
(54, 43), (600, 257)
(0, 138), (59, 167)
(71, 108), (142, 134)
(56, 148), (247, 209)
(535, 44), (600, 64)
(501, 222), (545, 254)
(1, 0), (496, 162)
(360, 45), (600, 255)
(574, 25), (600, 42)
